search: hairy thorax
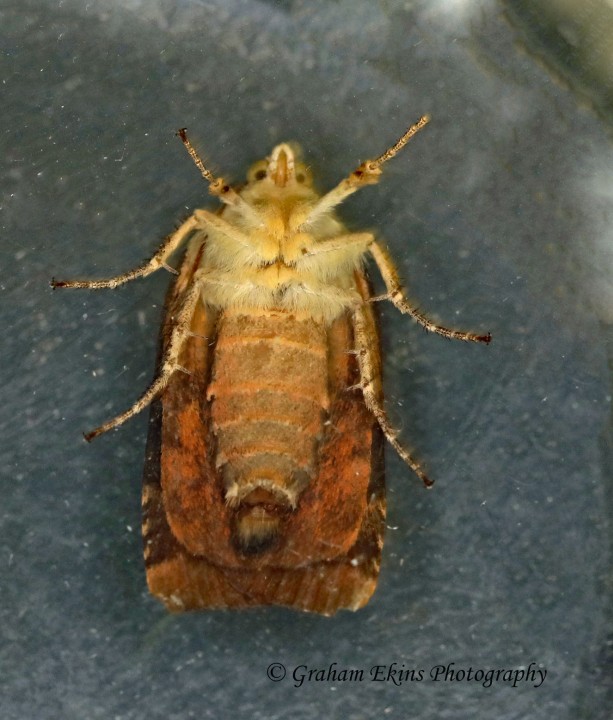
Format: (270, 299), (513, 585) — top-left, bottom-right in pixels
(198, 178), (368, 323)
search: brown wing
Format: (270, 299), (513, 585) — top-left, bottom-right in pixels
(142, 261), (385, 615)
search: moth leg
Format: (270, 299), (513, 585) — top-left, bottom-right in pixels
(193, 209), (259, 255)
(83, 278), (203, 441)
(51, 214), (202, 290)
(301, 232), (373, 258)
(369, 241), (491, 344)
(353, 302), (433, 487)
(299, 116), (430, 228)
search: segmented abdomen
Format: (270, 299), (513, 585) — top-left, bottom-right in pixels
(207, 312), (329, 550)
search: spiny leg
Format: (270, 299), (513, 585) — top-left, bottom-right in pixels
(83, 278), (203, 441)
(369, 241), (491, 344)
(353, 302), (433, 488)
(51, 214), (201, 290)
(300, 115), (430, 228)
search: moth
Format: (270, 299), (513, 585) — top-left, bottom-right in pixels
(52, 116), (490, 615)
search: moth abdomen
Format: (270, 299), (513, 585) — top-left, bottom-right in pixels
(209, 312), (330, 551)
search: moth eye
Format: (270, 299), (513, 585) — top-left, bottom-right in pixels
(294, 163), (311, 185)
(248, 161), (268, 183)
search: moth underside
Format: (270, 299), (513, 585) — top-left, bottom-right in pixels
(142, 257), (386, 614)
(52, 116), (490, 615)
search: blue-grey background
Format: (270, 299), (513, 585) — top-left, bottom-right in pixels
(2, 1), (611, 718)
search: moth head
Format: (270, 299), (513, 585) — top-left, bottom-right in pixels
(247, 143), (313, 189)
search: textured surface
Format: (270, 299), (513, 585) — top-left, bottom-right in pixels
(1, 0), (611, 718)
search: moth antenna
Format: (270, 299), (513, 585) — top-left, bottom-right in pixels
(365, 115), (430, 171)
(177, 128), (218, 186)
(177, 128), (263, 224)
(299, 115), (430, 228)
